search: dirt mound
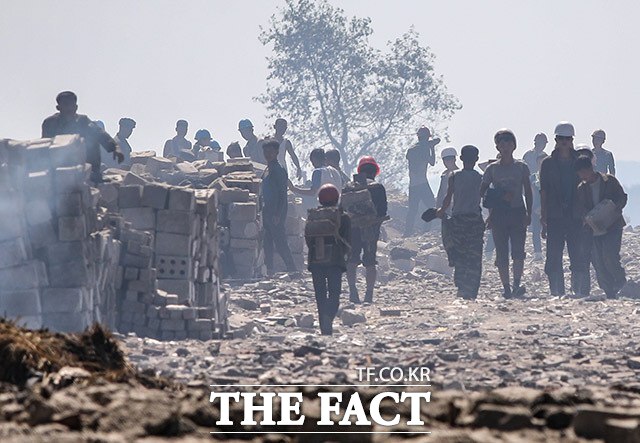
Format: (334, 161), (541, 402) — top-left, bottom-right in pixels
(0, 319), (169, 388)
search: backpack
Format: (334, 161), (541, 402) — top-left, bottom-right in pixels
(341, 180), (379, 227)
(305, 206), (344, 264)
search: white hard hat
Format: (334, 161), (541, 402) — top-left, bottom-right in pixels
(554, 121), (575, 137)
(441, 147), (457, 159)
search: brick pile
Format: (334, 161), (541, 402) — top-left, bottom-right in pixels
(0, 135), (121, 332)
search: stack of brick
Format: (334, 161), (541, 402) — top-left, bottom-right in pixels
(0, 135), (122, 332)
(272, 195), (306, 272)
(214, 158), (264, 279)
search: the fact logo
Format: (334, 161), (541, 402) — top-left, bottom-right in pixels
(209, 369), (432, 434)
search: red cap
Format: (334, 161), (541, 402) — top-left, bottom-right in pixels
(318, 184), (340, 205)
(357, 156), (380, 176)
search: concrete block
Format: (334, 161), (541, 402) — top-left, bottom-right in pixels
(157, 279), (194, 304)
(0, 261), (48, 290)
(118, 185), (143, 208)
(24, 141), (51, 171)
(49, 134), (86, 168)
(123, 267), (139, 281)
(42, 311), (91, 332)
(0, 238), (28, 269)
(24, 199), (52, 226)
(228, 202), (257, 221)
(47, 259), (90, 287)
(121, 207), (156, 231)
(155, 232), (192, 256)
(126, 277), (155, 293)
(42, 241), (87, 264)
(156, 255), (193, 279)
(156, 210), (194, 234)
(58, 216), (87, 241)
(24, 170), (53, 196)
(41, 287), (87, 313)
(55, 192), (84, 216)
(141, 184), (169, 209)
(218, 188), (250, 204)
(28, 221), (57, 249)
(122, 171), (148, 186)
(230, 221), (259, 239)
(122, 253), (152, 269)
(168, 188), (195, 211)
(0, 289), (41, 317)
(160, 318), (186, 331)
(0, 211), (24, 242)
(54, 165), (87, 191)
(146, 156), (175, 175)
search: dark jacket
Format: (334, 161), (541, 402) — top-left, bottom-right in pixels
(260, 159), (288, 219)
(42, 113), (118, 154)
(539, 149), (581, 220)
(577, 173), (627, 231)
(306, 211), (351, 272)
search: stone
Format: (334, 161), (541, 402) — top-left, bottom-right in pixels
(141, 184), (169, 209)
(41, 287), (88, 313)
(155, 255), (193, 280)
(0, 237), (28, 269)
(24, 199), (52, 226)
(296, 313), (314, 328)
(28, 221), (57, 249)
(58, 216), (87, 241)
(574, 406), (640, 439)
(604, 419), (640, 443)
(168, 188), (195, 211)
(122, 171), (148, 186)
(628, 357), (640, 370)
(227, 313), (255, 339)
(157, 280), (194, 304)
(47, 259), (89, 287)
(0, 289), (41, 317)
(0, 211), (24, 242)
(230, 221), (259, 239)
(218, 188), (250, 204)
(54, 165), (86, 191)
(118, 185), (143, 208)
(341, 309), (366, 326)
(146, 156), (175, 175)
(232, 297), (259, 311)
(156, 210), (194, 235)
(228, 202), (258, 221)
(121, 207), (156, 231)
(390, 246), (418, 260)
(55, 193), (84, 216)
(49, 134), (86, 167)
(155, 232), (192, 256)
(425, 253), (453, 276)
(472, 404), (532, 431)
(0, 261), (48, 290)
(392, 258), (415, 272)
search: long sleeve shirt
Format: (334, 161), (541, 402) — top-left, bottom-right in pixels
(42, 113), (118, 153)
(261, 159), (289, 218)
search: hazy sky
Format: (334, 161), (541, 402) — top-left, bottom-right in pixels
(2, 0), (639, 175)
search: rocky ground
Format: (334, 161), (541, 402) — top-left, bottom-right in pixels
(3, 227), (640, 441)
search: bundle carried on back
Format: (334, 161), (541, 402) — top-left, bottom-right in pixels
(341, 180), (380, 227)
(305, 206), (348, 264)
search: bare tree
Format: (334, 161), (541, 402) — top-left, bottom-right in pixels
(257, 0), (461, 185)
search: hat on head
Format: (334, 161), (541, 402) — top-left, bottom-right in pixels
(318, 184), (340, 205)
(238, 119), (253, 130)
(210, 140), (221, 149)
(441, 147), (457, 159)
(554, 122), (575, 137)
(357, 156), (380, 176)
(195, 129), (211, 140)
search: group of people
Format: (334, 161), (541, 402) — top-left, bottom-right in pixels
(39, 91), (628, 336)
(427, 122), (626, 302)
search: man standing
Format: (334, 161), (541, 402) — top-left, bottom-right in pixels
(42, 91), (123, 183)
(326, 149), (350, 188)
(437, 146), (484, 299)
(260, 139), (297, 276)
(404, 127), (440, 236)
(163, 120), (192, 158)
(113, 118), (136, 164)
(529, 153), (546, 261)
(480, 129), (533, 298)
(239, 119), (265, 165)
(575, 156), (627, 299)
(345, 156), (387, 304)
(540, 122), (591, 297)
(305, 184), (351, 335)
(288, 148), (342, 197)
(522, 133), (548, 173)
(435, 147), (458, 211)
(273, 118), (303, 179)
(592, 129), (616, 175)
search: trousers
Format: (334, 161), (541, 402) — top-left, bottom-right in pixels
(263, 217), (296, 272)
(545, 217), (591, 296)
(311, 266), (343, 334)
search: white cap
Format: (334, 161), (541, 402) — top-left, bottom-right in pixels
(554, 121), (575, 137)
(441, 147), (457, 159)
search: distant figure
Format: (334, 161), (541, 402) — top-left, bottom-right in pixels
(305, 184), (351, 335)
(405, 127), (440, 236)
(194, 129), (213, 155)
(522, 133), (548, 173)
(42, 91), (123, 183)
(273, 118), (303, 179)
(540, 122), (591, 297)
(288, 148), (342, 197)
(480, 129), (533, 299)
(226, 141), (243, 159)
(575, 155), (627, 299)
(344, 157), (387, 304)
(591, 129), (616, 175)
(260, 139), (297, 276)
(239, 119), (265, 164)
(325, 149), (350, 188)
(529, 152), (546, 261)
(163, 119), (192, 158)
(435, 147), (458, 212)
(437, 145), (484, 299)
(114, 118), (136, 164)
